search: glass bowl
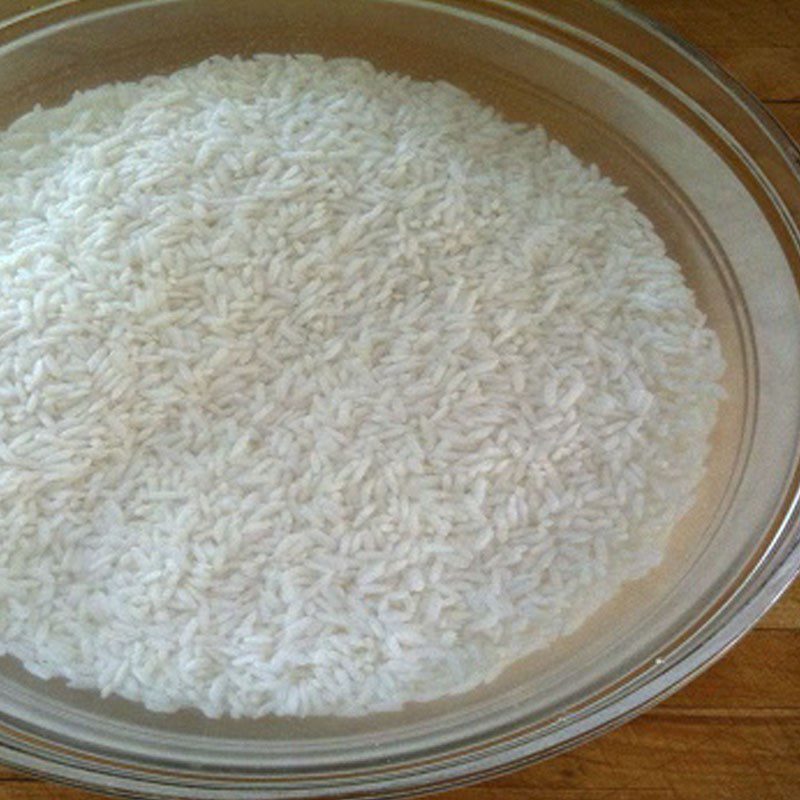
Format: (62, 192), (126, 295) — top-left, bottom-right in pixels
(1, 0), (799, 797)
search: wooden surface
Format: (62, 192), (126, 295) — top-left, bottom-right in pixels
(1, 587), (797, 800)
(2, 1), (800, 799)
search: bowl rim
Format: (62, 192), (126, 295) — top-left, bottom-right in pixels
(0, 0), (798, 797)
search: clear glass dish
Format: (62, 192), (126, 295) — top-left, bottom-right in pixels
(0, 1), (799, 797)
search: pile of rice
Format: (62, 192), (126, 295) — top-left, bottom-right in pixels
(0, 55), (723, 717)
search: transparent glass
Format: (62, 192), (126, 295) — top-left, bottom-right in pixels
(0, 1), (799, 797)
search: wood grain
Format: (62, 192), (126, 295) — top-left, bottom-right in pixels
(632, 0), (800, 101)
(0, 785), (93, 800)
(435, 590), (800, 800)
(442, 719), (800, 800)
(767, 102), (800, 145)
(1, 1), (799, 799)
(660, 628), (800, 711)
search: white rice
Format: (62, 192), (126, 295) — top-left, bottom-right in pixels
(0, 54), (724, 717)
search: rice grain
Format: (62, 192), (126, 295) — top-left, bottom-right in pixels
(0, 54), (723, 718)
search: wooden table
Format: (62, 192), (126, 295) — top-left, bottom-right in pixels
(2, 1), (799, 798)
